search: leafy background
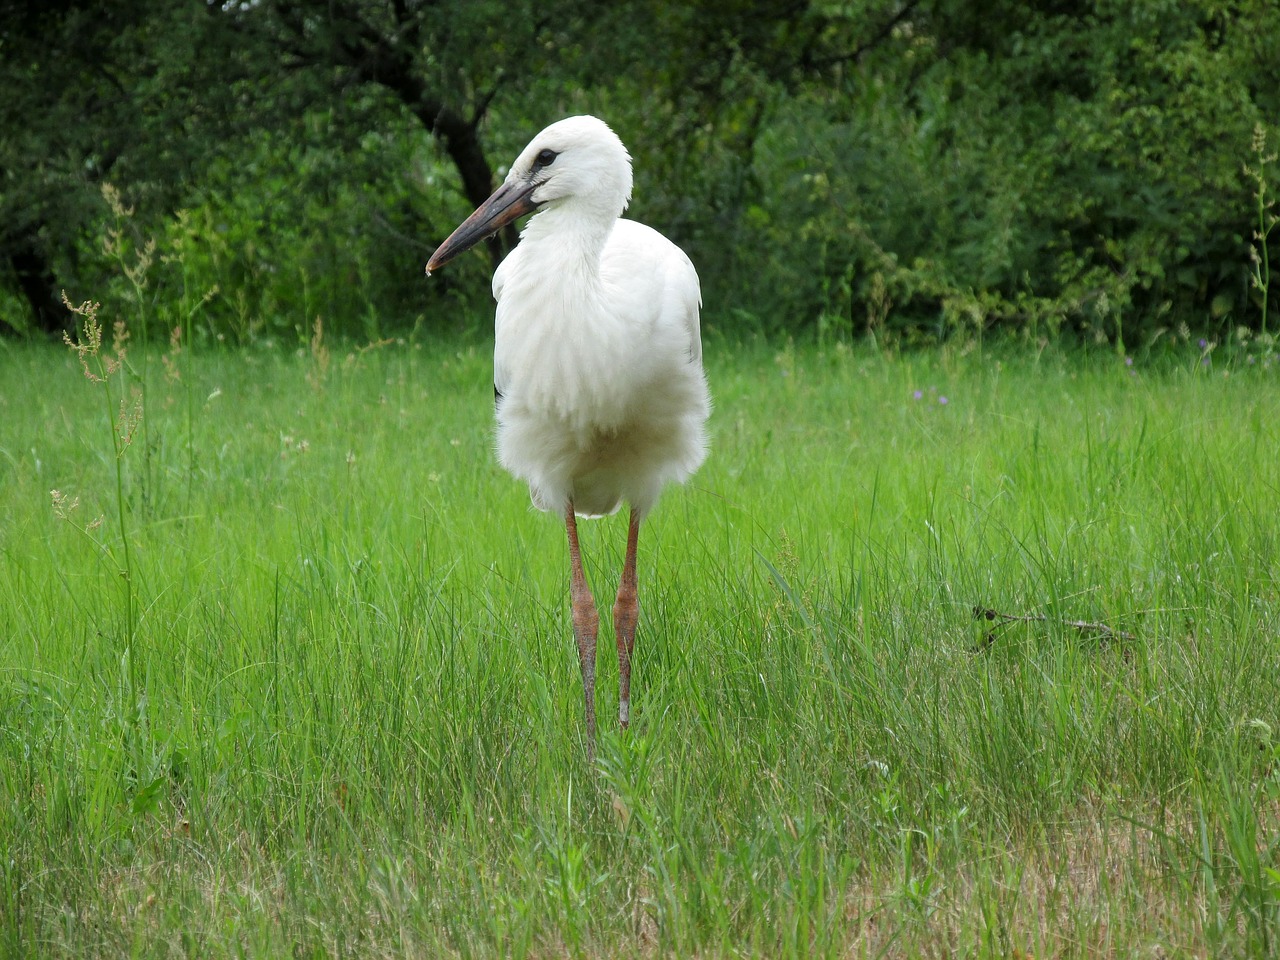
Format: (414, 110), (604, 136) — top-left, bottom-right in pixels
(1, 0), (1278, 344)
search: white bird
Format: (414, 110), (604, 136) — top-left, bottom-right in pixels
(426, 116), (711, 760)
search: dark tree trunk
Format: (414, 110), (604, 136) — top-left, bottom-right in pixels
(350, 46), (513, 265)
(265, 0), (519, 267)
(408, 102), (514, 266)
(9, 244), (68, 335)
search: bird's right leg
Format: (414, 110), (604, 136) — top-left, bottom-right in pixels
(613, 507), (640, 730)
(565, 501), (598, 761)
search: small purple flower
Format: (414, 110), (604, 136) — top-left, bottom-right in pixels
(1199, 338), (1208, 349)
(1124, 356), (1133, 367)
(1201, 356), (1211, 366)
(938, 395), (949, 405)
(913, 390), (923, 400)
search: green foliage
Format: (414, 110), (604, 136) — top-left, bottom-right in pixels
(1246, 123), (1279, 337)
(2, 0), (1279, 341)
(717, 0), (1280, 341)
(0, 0), (259, 329)
(75, 103), (486, 345)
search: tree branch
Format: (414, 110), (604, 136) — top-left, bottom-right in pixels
(973, 605), (1137, 645)
(806, 0), (920, 71)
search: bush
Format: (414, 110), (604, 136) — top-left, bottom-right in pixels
(708, 0), (1280, 343)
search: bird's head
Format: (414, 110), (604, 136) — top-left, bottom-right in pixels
(511, 115), (633, 215)
(426, 115), (633, 275)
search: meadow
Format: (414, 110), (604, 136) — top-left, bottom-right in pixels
(1, 325), (1278, 958)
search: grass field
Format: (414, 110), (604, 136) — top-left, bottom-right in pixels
(1, 326), (1279, 957)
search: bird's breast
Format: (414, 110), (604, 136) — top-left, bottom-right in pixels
(495, 279), (657, 432)
(496, 321), (635, 433)
(492, 221), (704, 441)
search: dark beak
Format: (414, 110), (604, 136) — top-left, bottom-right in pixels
(426, 180), (538, 274)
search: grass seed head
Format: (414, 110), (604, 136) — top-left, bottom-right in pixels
(61, 295), (105, 382)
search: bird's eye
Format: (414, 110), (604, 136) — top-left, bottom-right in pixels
(534, 149), (558, 169)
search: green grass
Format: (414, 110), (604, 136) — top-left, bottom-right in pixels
(1, 329), (1279, 957)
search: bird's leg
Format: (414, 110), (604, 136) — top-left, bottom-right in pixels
(613, 507), (641, 730)
(565, 501), (598, 761)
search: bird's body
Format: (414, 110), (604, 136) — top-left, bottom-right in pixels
(494, 216), (709, 517)
(426, 115), (710, 757)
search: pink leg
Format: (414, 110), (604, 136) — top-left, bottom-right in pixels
(613, 507), (641, 729)
(566, 502), (598, 761)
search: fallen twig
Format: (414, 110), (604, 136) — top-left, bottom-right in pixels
(972, 605), (1137, 648)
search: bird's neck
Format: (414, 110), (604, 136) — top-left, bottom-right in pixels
(521, 204), (617, 271)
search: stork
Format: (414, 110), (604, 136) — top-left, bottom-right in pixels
(426, 116), (710, 760)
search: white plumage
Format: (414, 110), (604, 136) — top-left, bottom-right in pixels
(426, 115), (711, 758)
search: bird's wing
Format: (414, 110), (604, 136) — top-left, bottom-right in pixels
(492, 250), (512, 303)
(492, 248), (518, 400)
(606, 220), (703, 364)
(668, 244), (703, 365)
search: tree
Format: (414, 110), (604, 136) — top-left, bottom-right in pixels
(3, 0), (1277, 340)
(721, 0), (1280, 337)
(0, 0), (255, 333)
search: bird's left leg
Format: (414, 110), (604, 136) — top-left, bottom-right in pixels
(613, 507), (641, 729)
(566, 502), (599, 761)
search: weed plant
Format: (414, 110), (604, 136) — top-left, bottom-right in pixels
(1247, 122), (1279, 339)
(1, 331), (1278, 957)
